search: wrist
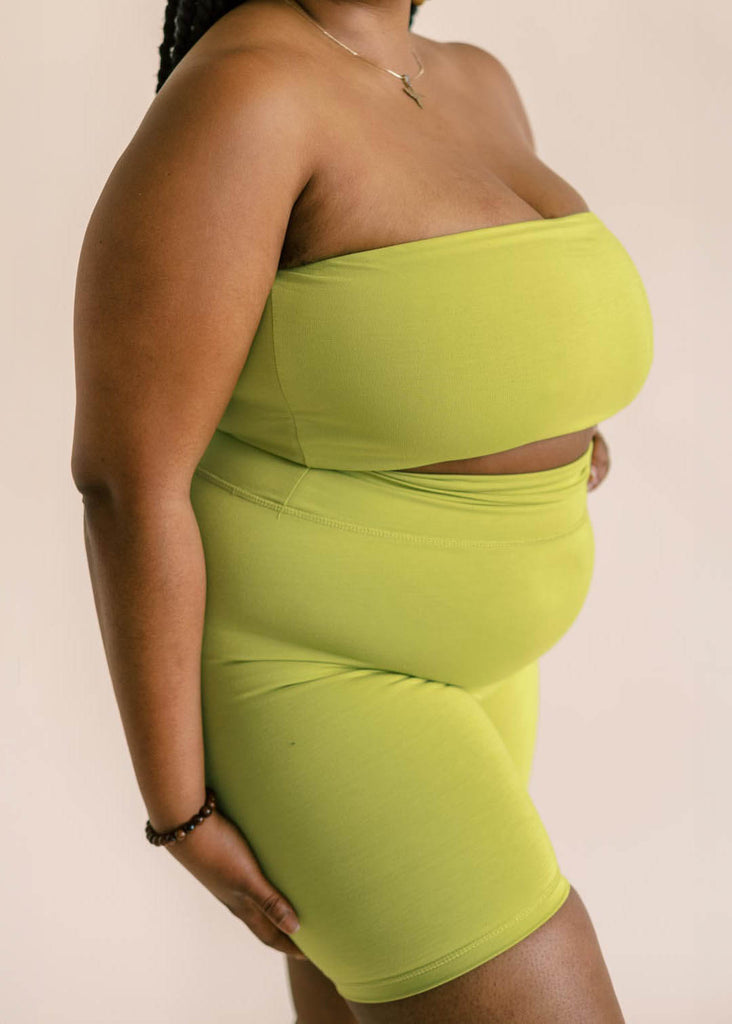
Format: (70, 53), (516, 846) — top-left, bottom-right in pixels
(145, 783), (209, 834)
(145, 787), (217, 847)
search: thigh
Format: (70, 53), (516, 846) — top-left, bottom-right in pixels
(189, 436), (595, 1006)
(201, 664), (570, 1004)
(472, 661), (541, 789)
(283, 661), (543, 1023)
(343, 885), (626, 1024)
(287, 955), (360, 1024)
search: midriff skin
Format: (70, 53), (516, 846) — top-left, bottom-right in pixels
(394, 427), (598, 474)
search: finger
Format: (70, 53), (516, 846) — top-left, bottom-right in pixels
(249, 879), (301, 936)
(588, 433), (610, 490)
(234, 897), (308, 958)
(594, 449), (610, 484)
(588, 454), (603, 489)
(592, 432), (609, 464)
(227, 854), (302, 933)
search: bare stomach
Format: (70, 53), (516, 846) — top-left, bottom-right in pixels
(394, 426), (597, 474)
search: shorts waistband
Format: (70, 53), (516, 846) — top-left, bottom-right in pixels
(193, 430), (594, 545)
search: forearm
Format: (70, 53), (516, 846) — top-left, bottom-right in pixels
(80, 486), (208, 832)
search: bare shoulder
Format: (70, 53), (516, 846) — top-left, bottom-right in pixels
(438, 39), (525, 89)
(72, 6), (329, 492)
(115, 6), (326, 246)
(431, 39), (536, 149)
(183, 0), (336, 80)
(153, 5), (324, 128)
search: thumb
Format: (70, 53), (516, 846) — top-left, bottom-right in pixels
(246, 870), (301, 935)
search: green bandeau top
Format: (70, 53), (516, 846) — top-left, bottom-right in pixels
(212, 210), (654, 471)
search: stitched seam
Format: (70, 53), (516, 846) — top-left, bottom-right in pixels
(269, 291), (307, 464)
(340, 871), (568, 991)
(276, 467), (311, 520)
(192, 467), (589, 549)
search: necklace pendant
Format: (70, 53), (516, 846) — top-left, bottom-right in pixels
(401, 74), (424, 108)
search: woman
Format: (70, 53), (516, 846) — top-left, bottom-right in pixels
(71, 1), (653, 1021)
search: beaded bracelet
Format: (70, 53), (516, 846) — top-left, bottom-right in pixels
(145, 787), (217, 846)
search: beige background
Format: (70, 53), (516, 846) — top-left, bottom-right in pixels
(2, 0), (730, 1020)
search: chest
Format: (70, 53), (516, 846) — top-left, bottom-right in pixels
(280, 67), (587, 270)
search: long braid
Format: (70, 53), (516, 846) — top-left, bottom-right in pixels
(156, 0), (420, 92)
(157, 0), (179, 91)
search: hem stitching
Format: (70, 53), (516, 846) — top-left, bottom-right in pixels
(340, 871), (569, 994)
(192, 467), (588, 549)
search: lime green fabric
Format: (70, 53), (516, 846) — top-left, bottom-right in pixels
(190, 433), (597, 1002)
(216, 211), (653, 471)
(189, 213), (653, 1002)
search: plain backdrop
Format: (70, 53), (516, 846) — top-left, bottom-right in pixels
(2, 1), (730, 1021)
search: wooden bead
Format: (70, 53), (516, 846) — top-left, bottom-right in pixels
(145, 788), (218, 846)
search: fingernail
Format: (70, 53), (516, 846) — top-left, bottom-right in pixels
(284, 916), (301, 934)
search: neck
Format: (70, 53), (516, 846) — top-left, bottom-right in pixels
(283, 0), (417, 68)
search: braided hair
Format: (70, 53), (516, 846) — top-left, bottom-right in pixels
(157, 0), (421, 92)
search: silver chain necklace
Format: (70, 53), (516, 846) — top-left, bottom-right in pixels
(280, 0), (426, 108)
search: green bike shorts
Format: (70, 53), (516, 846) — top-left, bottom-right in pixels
(189, 428), (595, 1003)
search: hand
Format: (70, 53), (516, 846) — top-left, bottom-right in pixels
(163, 806), (309, 961)
(587, 429), (610, 492)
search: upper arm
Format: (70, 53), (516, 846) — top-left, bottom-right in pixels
(447, 42), (536, 152)
(71, 49), (317, 497)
